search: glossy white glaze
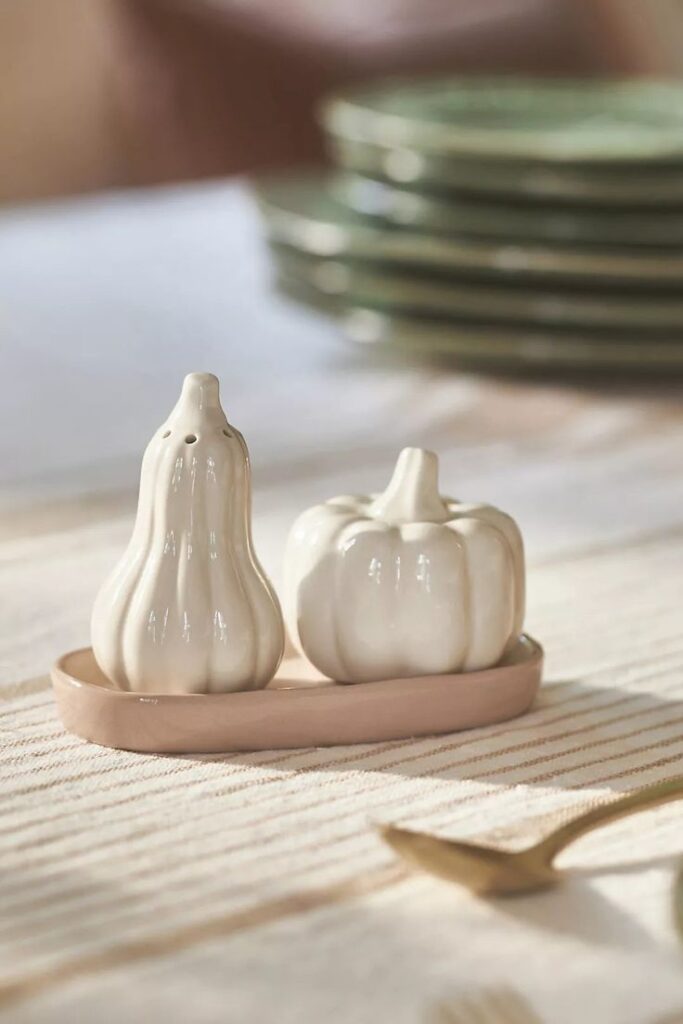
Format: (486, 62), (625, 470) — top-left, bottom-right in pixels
(283, 447), (525, 683)
(91, 373), (284, 694)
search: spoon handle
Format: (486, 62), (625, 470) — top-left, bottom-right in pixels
(674, 861), (683, 945)
(537, 775), (683, 863)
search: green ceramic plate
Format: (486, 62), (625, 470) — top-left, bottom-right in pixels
(272, 272), (683, 373)
(334, 173), (683, 247)
(344, 308), (683, 372)
(255, 176), (683, 288)
(268, 248), (683, 371)
(323, 78), (683, 164)
(328, 135), (683, 207)
(269, 243), (683, 332)
(273, 266), (339, 315)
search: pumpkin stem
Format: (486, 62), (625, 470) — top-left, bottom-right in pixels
(370, 448), (449, 524)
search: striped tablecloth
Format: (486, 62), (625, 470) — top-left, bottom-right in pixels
(1, 183), (683, 1024)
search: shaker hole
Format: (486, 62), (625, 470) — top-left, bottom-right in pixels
(162, 430), (171, 438)
(185, 434), (197, 444)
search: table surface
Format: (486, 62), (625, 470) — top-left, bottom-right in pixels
(1, 182), (683, 1024)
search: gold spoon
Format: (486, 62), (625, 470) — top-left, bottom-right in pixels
(380, 775), (683, 896)
(674, 859), (683, 945)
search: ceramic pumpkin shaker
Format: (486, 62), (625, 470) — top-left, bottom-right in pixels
(91, 372), (284, 694)
(283, 447), (525, 683)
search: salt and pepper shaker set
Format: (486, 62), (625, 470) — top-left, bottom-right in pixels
(92, 372), (526, 694)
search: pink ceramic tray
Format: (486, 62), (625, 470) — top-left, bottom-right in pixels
(51, 636), (542, 754)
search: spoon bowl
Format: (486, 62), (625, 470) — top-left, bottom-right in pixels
(380, 776), (683, 896)
(380, 825), (557, 896)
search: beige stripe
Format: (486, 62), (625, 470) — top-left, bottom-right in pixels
(5, 686), (675, 875)
(0, 695), (52, 720)
(0, 489), (134, 545)
(0, 747), (322, 837)
(3, 727), (421, 792)
(0, 740), (115, 770)
(7, 644), (678, 803)
(0, 732), (93, 758)
(582, 754), (683, 789)
(542, 620), (683, 681)
(164, 697), (683, 848)
(3, 671), (681, 904)
(5, 705), (683, 935)
(530, 520), (683, 570)
(516, 733), (683, 787)
(0, 863), (410, 1011)
(557, 803), (683, 869)
(461, 712), (683, 782)
(430, 749), (683, 834)
(5, 726), (683, 935)
(3, 619), (683, 924)
(7, 752), (683, 960)
(6, 753), (683, 950)
(9, 684), (680, 874)
(650, 1007), (683, 1024)
(203, 734), (683, 897)
(0, 675), (50, 703)
(2, 610), (679, 786)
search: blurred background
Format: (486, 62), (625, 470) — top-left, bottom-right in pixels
(2, 0), (683, 568)
(2, 0), (683, 203)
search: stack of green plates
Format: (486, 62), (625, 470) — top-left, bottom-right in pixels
(256, 77), (683, 372)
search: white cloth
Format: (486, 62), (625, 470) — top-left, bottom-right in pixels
(1, 183), (683, 1024)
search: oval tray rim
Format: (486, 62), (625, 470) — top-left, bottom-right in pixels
(51, 636), (543, 754)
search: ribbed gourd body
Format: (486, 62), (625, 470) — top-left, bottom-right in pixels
(92, 373), (284, 694)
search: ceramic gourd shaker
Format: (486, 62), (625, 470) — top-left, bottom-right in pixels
(92, 372), (284, 694)
(283, 447), (525, 683)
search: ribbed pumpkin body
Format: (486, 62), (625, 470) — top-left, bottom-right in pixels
(92, 374), (284, 694)
(283, 448), (525, 683)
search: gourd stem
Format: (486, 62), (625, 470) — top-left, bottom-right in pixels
(370, 448), (449, 524)
(178, 372), (221, 412)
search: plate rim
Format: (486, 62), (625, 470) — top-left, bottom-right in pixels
(322, 77), (683, 164)
(257, 178), (683, 285)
